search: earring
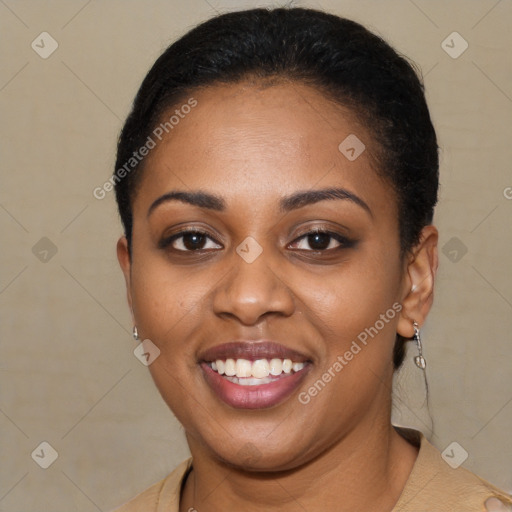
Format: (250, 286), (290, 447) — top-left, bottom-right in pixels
(132, 326), (139, 341)
(413, 321), (426, 369)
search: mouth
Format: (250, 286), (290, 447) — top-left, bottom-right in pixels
(198, 341), (313, 409)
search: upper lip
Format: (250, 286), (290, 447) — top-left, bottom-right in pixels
(199, 341), (311, 363)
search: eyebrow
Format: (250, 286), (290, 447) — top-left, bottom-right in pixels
(147, 187), (372, 217)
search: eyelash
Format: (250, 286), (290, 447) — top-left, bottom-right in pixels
(158, 227), (355, 253)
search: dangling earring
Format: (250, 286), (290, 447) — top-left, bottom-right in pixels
(413, 321), (426, 369)
(132, 326), (139, 341)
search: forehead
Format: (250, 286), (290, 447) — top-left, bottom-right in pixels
(151, 81), (368, 168)
(135, 80), (395, 218)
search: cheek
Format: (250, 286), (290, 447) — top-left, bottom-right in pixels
(129, 253), (215, 405)
(129, 256), (210, 422)
(291, 249), (403, 420)
(295, 250), (402, 344)
(294, 267), (402, 422)
(130, 253), (207, 335)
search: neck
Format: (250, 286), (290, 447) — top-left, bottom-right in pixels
(180, 420), (419, 512)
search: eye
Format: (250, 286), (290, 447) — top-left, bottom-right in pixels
(289, 228), (355, 252)
(159, 229), (222, 252)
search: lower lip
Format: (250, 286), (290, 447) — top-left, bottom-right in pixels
(200, 362), (312, 409)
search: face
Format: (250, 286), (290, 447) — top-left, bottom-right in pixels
(117, 80), (437, 471)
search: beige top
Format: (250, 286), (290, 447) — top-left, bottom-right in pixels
(112, 428), (512, 512)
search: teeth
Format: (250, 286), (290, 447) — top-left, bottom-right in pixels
(269, 358), (283, 376)
(235, 359), (252, 378)
(208, 357), (305, 380)
(224, 358), (236, 377)
(292, 362), (304, 372)
(252, 359), (270, 378)
(224, 376), (274, 386)
(282, 359), (292, 373)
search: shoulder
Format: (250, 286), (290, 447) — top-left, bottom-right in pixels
(394, 427), (512, 512)
(110, 458), (193, 512)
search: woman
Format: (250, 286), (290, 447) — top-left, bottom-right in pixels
(112, 7), (512, 512)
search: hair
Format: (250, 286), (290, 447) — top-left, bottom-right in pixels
(114, 7), (439, 369)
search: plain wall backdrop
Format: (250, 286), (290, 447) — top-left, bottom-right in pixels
(1, 0), (511, 510)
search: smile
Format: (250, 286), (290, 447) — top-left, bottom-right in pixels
(209, 357), (305, 381)
(199, 341), (312, 409)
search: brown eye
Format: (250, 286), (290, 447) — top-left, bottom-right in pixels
(305, 232), (332, 250)
(289, 229), (355, 252)
(159, 230), (222, 252)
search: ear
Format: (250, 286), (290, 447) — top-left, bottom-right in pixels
(116, 236), (134, 320)
(396, 225), (439, 338)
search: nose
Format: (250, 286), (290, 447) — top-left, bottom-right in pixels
(212, 244), (295, 325)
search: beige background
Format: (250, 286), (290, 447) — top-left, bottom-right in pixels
(1, 0), (511, 510)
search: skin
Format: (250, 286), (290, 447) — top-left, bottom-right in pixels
(117, 80), (439, 512)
